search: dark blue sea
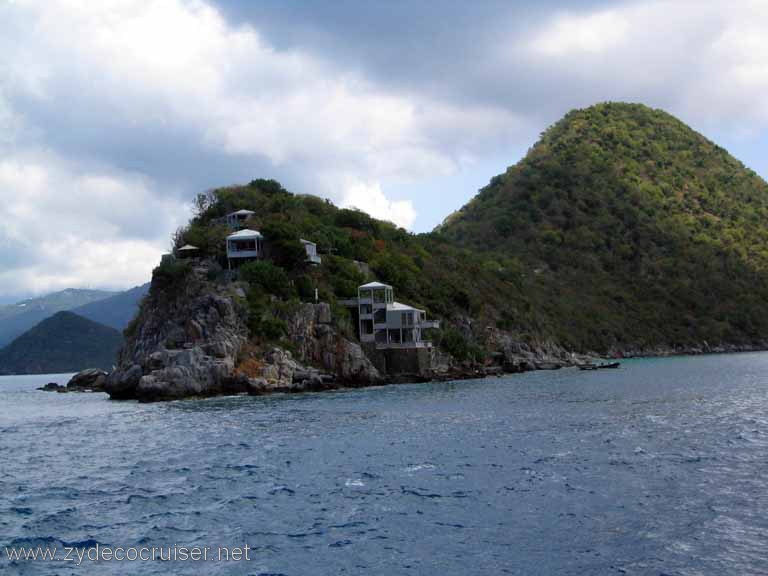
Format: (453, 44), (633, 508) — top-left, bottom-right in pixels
(1, 354), (767, 575)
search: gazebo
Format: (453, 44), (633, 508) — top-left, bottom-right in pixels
(176, 244), (200, 259)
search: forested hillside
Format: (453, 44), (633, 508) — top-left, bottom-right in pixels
(438, 102), (768, 350)
(171, 179), (538, 362)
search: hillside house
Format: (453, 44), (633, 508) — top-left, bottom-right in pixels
(355, 282), (439, 348)
(226, 229), (263, 268)
(301, 239), (322, 265)
(225, 209), (255, 230)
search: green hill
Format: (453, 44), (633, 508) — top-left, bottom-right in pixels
(437, 102), (768, 351)
(0, 288), (117, 347)
(0, 312), (123, 375)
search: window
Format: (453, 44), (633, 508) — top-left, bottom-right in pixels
(361, 319), (373, 335)
(374, 309), (386, 324)
(359, 289), (372, 300)
(360, 304), (373, 315)
(373, 289), (385, 303)
(232, 240), (256, 252)
(388, 329), (401, 343)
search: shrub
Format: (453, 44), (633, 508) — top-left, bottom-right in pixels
(150, 259), (191, 296)
(295, 275), (315, 301)
(260, 221), (308, 270)
(248, 178), (287, 196)
(240, 261), (293, 299)
(335, 208), (379, 235)
(245, 288), (288, 341)
(438, 328), (483, 363)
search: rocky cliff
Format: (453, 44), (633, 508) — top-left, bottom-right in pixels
(106, 261), (381, 401)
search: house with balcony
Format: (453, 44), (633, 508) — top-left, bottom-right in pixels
(301, 239), (322, 265)
(224, 209), (255, 230)
(226, 229), (263, 268)
(356, 281), (439, 348)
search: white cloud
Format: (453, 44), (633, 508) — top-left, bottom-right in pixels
(0, 152), (190, 298)
(340, 180), (416, 229)
(516, 0), (768, 129)
(1, 0), (515, 195)
(530, 9), (629, 56)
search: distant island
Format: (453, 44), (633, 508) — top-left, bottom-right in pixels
(102, 102), (768, 401)
(0, 311), (123, 375)
(0, 285), (148, 375)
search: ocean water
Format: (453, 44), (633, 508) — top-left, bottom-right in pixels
(1, 354), (767, 575)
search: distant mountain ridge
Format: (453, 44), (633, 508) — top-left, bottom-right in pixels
(0, 284), (149, 347)
(0, 311), (123, 375)
(74, 283), (150, 331)
(0, 288), (117, 348)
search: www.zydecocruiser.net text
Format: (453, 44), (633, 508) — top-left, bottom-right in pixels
(3, 543), (252, 566)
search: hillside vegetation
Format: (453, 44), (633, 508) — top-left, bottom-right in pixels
(438, 102), (768, 350)
(172, 180), (536, 362)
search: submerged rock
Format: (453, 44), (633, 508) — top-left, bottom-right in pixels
(38, 382), (66, 392)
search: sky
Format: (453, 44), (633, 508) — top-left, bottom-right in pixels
(2, 0), (768, 303)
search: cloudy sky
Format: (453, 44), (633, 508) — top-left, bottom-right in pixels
(2, 0), (768, 303)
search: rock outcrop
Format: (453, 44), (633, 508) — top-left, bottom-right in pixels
(282, 302), (381, 384)
(39, 369), (110, 392)
(106, 265), (249, 401)
(474, 325), (584, 372)
(105, 263), (380, 401)
(67, 368), (108, 391)
(38, 382), (67, 392)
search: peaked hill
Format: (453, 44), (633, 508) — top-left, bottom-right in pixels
(438, 102), (768, 351)
(0, 312), (123, 375)
(0, 288), (117, 348)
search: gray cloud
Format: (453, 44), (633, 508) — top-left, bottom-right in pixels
(1, 0), (767, 301)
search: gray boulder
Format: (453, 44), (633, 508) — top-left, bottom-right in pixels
(67, 368), (108, 391)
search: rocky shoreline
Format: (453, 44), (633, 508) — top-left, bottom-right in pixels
(39, 260), (768, 403)
(41, 342), (768, 401)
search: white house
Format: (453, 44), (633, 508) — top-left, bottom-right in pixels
(356, 281), (439, 348)
(300, 239), (322, 265)
(226, 229), (263, 268)
(225, 209), (255, 230)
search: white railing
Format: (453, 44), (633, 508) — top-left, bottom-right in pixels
(376, 341), (433, 350)
(227, 250), (259, 259)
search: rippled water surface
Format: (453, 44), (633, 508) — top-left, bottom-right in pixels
(2, 354), (768, 575)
